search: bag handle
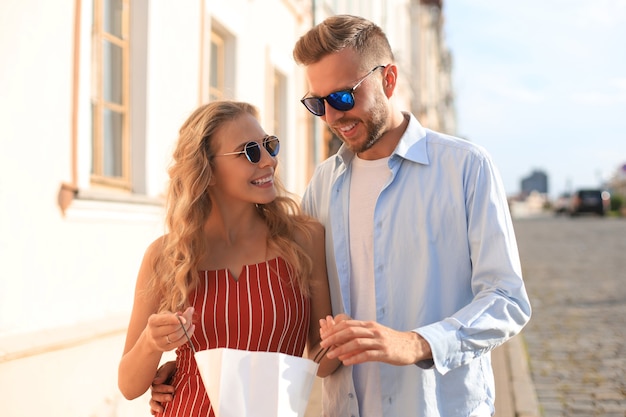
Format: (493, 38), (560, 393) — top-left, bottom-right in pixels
(177, 315), (197, 354)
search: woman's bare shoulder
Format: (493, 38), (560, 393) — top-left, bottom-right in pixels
(143, 235), (167, 261)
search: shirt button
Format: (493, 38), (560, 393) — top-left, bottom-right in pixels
(348, 393), (354, 399)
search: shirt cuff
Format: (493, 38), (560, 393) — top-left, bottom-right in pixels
(414, 319), (464, 375)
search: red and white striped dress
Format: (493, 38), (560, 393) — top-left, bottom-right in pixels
(160, 257), (310, 417)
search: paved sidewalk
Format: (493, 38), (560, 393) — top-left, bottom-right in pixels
(513, 217), (626, 416)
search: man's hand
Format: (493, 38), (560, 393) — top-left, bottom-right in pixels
(149, 361), (176, 415)
(319, 314), (432, 366)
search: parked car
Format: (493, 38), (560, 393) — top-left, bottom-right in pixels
(553, 192), (571, 215)
(569, 189), (610, 216)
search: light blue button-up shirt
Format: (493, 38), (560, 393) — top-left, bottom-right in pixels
(301, 113), (531, 417)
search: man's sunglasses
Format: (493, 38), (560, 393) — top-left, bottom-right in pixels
(217, 135), (280, 164)
(300, 65), (385, 117)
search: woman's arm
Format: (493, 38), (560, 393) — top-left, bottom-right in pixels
(299, 221), (341, 377)
(117, 239), (195, 399)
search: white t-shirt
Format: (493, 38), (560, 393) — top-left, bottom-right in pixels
(349, 154), (391, 417)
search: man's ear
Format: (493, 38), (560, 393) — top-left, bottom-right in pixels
(382, 64), (398, 97)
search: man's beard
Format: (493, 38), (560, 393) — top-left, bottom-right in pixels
(332, 100), (388, 154)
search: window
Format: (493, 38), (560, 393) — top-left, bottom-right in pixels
(272, 69), (286, 140)
(200, 20), (233, 104)
(209, 31), (225, 101)
(91, 0), (130, 189)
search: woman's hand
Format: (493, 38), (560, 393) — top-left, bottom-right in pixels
(146, 306), (196, 352)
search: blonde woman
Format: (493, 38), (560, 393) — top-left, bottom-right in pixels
(118, 101), (337, 416)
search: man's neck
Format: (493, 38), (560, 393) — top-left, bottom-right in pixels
(357, 111), (409, 160)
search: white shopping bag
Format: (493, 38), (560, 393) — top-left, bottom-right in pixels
(194, 348), (319, 417)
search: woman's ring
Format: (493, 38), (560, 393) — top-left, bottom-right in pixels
(166, 334), (172, 344)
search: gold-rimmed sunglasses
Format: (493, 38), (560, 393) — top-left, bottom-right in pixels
(217, 135), (280, 164)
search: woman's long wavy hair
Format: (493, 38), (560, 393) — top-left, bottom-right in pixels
(151, 101), (316, 312)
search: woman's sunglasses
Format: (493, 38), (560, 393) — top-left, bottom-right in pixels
(217, 135), (280, 164)
(300, 65), (385, 117)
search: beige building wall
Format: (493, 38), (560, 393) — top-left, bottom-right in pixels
(0, 1), (455, 415)
(0, 1), (313, 415)
(412, 0), (456, 134)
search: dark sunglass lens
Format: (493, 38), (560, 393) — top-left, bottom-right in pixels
(244, 142), (262, 163)
(264, 137), (280, 156)
(302, 98), (325, 116)
(327, 91), (355, 111)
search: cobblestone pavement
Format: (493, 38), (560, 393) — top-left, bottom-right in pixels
(513, 216), (626, 417)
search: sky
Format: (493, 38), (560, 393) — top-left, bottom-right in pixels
(442, 0), (626, 198)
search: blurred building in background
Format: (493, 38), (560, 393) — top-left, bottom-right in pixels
(520, 169), (549, 198)
(0, 0), (454, 415)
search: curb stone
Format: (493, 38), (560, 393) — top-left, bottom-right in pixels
(507, 334), (541, 417)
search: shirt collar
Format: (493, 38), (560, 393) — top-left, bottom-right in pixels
(393, 112), (430, 165)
